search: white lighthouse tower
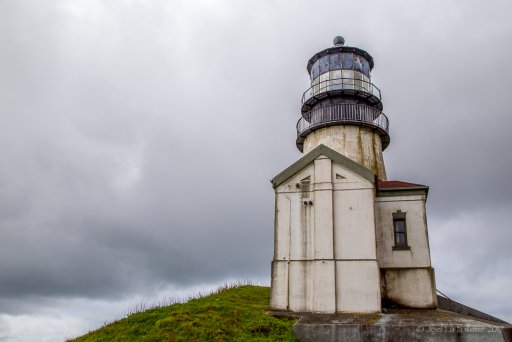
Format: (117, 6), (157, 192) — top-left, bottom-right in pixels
(270, 37), (437, 314)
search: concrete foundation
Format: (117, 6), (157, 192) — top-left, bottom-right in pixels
(271, 310), (512, 342)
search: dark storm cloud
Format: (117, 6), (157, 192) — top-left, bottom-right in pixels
(0, 0), (512, 339)
(0, 0), (290, 303)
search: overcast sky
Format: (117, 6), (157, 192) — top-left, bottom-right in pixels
(1, 1), (511, 341)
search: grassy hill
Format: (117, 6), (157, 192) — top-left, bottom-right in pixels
(70, 285), (298, 341)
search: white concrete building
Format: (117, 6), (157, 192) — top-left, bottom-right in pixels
(270, 37), (437, 314)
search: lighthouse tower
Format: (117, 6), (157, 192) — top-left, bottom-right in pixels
(270, 37), (437, 314)
(297, 36), (389, 180)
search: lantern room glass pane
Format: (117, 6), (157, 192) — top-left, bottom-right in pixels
(330, 70), (341, 80)
(354, 55), (364, 73)
(329, 53), (342, 70)
(342, 52), (354, 69)
(362, 74), (370, 92)
(311, 60), (320, 80)
(329, 70), (342, 90)
(362, 58), (370, 77)
(318, 72), (329, 92)
(319, 56), (329, 74)
(354, 71), (363, 90)
(342, 70), (354, 89)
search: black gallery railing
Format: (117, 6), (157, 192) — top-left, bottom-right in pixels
(302, 77), (382, 104)
(297, 103), (389, 137)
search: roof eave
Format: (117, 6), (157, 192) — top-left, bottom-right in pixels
(271, 144), (375, 188)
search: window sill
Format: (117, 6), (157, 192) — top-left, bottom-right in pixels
(392, 245), (411, 251)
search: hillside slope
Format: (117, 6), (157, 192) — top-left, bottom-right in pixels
(70, 285), (298, 341)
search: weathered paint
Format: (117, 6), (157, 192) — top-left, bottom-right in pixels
(382, 268), (437, 309)
(271, 144), (437, 314)
(270, 151), (381, 313)
(303, 126), (387, 180)
(375, 194), (432, 268)
(269, 261), (288, 310)
(336, 261), (381, 313)
(375, 193), (437, 308)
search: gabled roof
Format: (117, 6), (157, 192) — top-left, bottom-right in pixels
(377, 179), (429, 197)
(271, 144), (375, 188)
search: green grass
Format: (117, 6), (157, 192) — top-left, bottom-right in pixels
(70, 285), (298, 342)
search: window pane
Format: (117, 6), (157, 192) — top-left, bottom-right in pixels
(394, 218), (407, 246)
(394, 219), (406, 233)
(341, 69), (352, 79)
(362, 58), (370, 77)
(362, 74), (370, 92)
(319, 56), (329, 74)
(312, 76), (320, 95)
(329, 53), (342, 70)
(319, 72), (329, 82)
(341, 70), (354, 90)
(395, 232), (406, 246)
(316, 72), (328, 93)
(342, 52), (354, 69)
(311, 60), (320, 80)
(354, 55), (364, 73)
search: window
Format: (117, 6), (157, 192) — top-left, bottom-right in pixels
(392, 211), (410, 250)
(394, 219), (406, 245)
(311, 70), (370, 94)
(329, 70), (342, 90)
(354, 71), (363, 91)
(341, 70), (354, 90)
(319, 72), (329, 93)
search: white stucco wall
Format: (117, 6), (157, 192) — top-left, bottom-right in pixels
(336, 261), (381, 313)
(274, 165), (315, 262)
(312, 260), (336, 312)
(270, 261), (288, 310)
(375, 194), (437, 308)
(375, 194), (432, 268)
(288, 261), (308, 311)
(333, 187), (376, 259)
(313, 158), (334, 260)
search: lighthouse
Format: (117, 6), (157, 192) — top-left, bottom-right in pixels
(270, 37), (437, 313)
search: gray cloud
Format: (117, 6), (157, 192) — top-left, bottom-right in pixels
(1, 0), (512, 340)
